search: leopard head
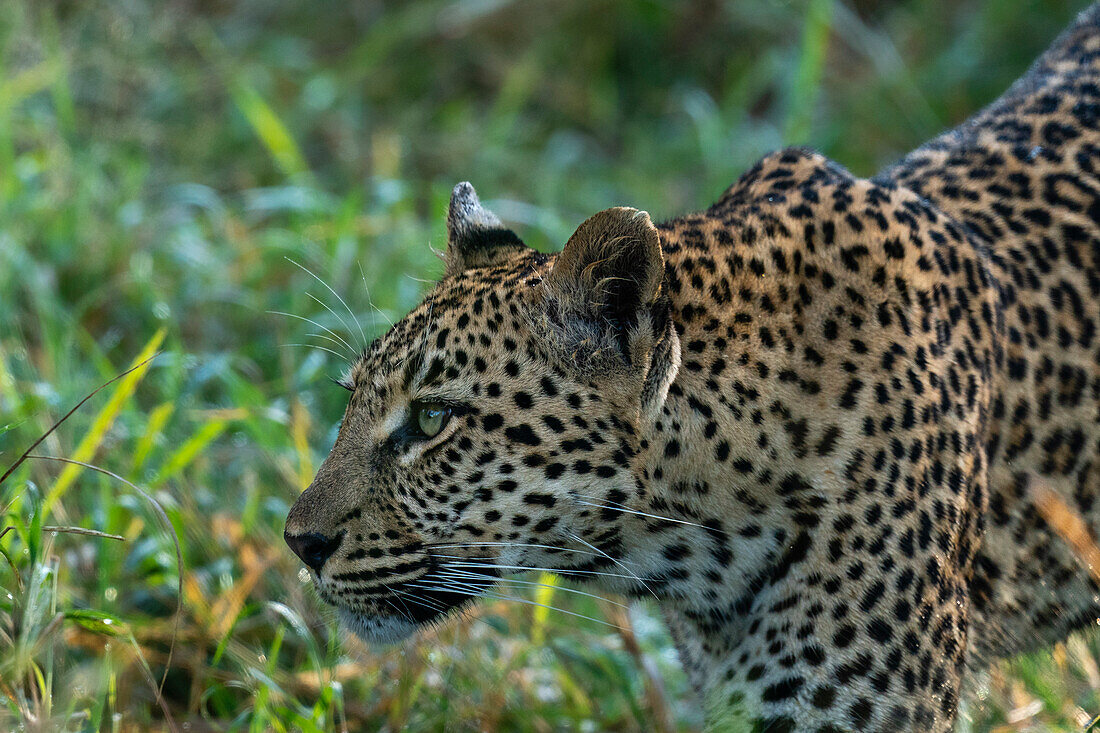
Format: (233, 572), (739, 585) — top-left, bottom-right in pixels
(284, 182), (681, 643)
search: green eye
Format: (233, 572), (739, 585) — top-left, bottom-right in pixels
(415, 402), (451, 438)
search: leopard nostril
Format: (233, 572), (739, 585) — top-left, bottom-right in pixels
(284, 529), (345, 573)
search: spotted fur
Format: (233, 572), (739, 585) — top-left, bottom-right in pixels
(286, 7), (1100, 731)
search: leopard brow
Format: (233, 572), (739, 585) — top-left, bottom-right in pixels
(401, 350), (450, 394)
(400, 353), (420, 392)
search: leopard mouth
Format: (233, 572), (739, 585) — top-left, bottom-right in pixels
(330, 564), (498, 643)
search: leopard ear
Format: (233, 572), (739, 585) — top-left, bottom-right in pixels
(545, 207), (679, 417)
(547, 207), (665, 349)
(445, 182), (528, 276)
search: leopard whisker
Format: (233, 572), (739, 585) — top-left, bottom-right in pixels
(436, 560), (657, 581)
(474, 592), (619, 628)
(407, 578), (485, 595)
(282, 343), (353, 366)
(305, 292), (361, 351)
(434, 568), (629, 608)
(388, 585), (450, 614)
(381, 582), (418, 618)
(267, 310), (357, 356)
(287, 257), (368, 349)
(416, 299), (437, 374)
(407, 580), (622, 629)
(425, 541), (601, 557)
(358, 259), (394, 331)
(566, 531), (658, 600)
(306, 331), (356, 351)
(379, 591), (417, 622)
(574, 497), (707, 530)
(429, 553), (503, 561)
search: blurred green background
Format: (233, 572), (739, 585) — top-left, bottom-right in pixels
(1, 0), (1097, 730)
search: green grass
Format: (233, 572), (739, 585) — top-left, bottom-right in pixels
(1, 0), (1098, 730)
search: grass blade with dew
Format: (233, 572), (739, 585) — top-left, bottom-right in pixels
(0, 327), (182, 713)
(28, 455), (184, 707)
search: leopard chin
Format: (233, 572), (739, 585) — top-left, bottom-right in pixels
(337, 608), (421, 646)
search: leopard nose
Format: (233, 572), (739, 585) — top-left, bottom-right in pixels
(284, 529), (344, 573)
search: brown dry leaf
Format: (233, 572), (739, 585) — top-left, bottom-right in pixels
(208, 542), (273, 638)
(181, 572), (211, 624)
(291, 661), (374, 689)
(1053, 641), (1067, 672)
(210, 513), (245, 545)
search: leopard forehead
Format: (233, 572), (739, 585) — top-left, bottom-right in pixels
(311, 241), (649, 541)
(351, 252), (551, 394)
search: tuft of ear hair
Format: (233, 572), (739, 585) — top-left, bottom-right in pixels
(545, 206), (678, 419)
(445, 182), (528, 276)
(546, 207), (665, 348)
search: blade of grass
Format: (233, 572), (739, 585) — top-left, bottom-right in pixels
(124, 630), (181, 733)
(600, 600), (675, 733)
(27, 455), (183, 701)
(37, 7), (75, 138)
(208, 541), (272, 639)
(0, 58), (63, 193)
(40, 328), (165, 515)
(190, 23), (310, 181)
(531, 571), (558, 646)
(132, 402), (175, 474)
(0, 59), (63, 107)
(0, 347), (161, 490)
(785, 0), (835, 145)
(230, 81), (310, 179)
(43, 553), (58, 723)
(291, 399), (312, 490)
(42, 526), (125, 541)
(151, 419), (227, 488)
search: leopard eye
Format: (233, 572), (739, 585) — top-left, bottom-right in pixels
(415, 402), (451, 438)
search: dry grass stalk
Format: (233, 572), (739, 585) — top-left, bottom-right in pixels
(599, 599), (675, 733)
(1029, 475), (1100, 584)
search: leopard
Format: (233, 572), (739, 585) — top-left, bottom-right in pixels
(285, 5), (1100, 731)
